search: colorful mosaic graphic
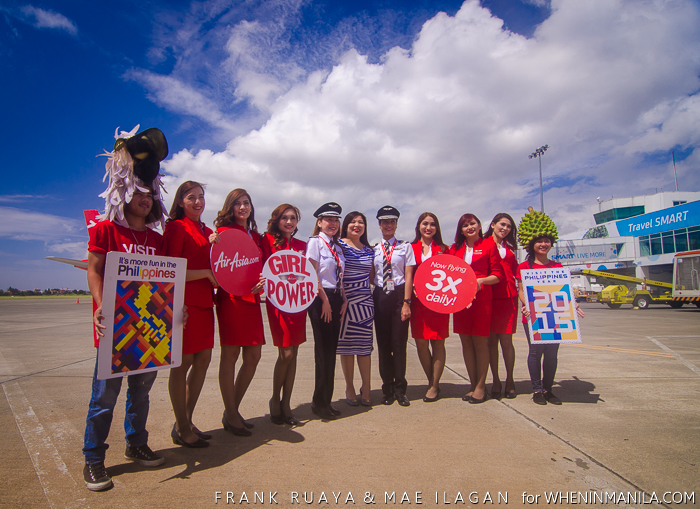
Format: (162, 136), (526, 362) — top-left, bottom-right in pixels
(111, 280), (174, 374)
(526, 284), (579, 343)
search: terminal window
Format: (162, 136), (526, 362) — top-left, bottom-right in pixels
(594, 205), (645, 225)
(639, 226), (700, 256)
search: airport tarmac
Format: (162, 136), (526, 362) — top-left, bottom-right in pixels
(0, 298), (698, 508)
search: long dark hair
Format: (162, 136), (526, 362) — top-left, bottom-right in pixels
(453, 213), (482, 249)
(166, 181), (205, 223)
(411, 212), (447, 251)
(341, 211), (370, 247)
(266, 203), (301, 249)
(214, 188), (258, 231)
(484, 213), (518, 251)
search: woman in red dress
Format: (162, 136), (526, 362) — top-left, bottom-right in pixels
(449, 214), (503, 403)
(261, 204), (306, 426)
(163, 181), (216, 447)
(484, 213), (519, 399)
(213, 189), (265, 436)
(410, 212), (449, 403)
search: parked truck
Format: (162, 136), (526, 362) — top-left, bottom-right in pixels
(571, 269), (675, 309)
(672, 250), (700, 308)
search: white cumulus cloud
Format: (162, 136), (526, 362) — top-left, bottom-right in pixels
(153, 0), (700, 241)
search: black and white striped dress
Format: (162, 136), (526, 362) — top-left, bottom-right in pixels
(338, 240), (375, 356)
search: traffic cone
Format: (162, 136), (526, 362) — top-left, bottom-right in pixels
(76, 298), (80, 304)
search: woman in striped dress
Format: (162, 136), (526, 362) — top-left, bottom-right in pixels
(338, 212), (375, 406)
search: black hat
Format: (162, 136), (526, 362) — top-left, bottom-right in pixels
(314, 202), (342, 218)
(114, 127), (169, 186)
(377, 205), (400, 220)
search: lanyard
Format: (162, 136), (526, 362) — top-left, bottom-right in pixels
(319, 237), (341, 267)
(380, 238), (396, 265)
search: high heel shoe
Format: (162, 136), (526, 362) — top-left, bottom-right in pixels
(359, 387), (371, 407)
(468, 394), (487, 404)
(283, 414), (300, 426)
(222, 412), (252, 436)
(423, 387), (440, 403)
(345, 388), (359, 406)
(269, 399), (284, 425)
(238, 411), (254, 429)
(191, 425), (212, 440)
(172, 425), (209, 448)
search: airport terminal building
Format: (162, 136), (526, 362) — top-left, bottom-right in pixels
(548, 191), (700, 289)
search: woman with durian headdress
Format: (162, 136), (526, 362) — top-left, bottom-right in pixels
(515, 207), (585, 406)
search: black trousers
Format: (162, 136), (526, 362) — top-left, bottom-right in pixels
(309, 291), (343, 408)
(524, 326), (559, 393)
(373, 284), (409, 398)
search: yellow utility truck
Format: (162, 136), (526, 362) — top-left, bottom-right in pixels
(571, 269), (675, 309)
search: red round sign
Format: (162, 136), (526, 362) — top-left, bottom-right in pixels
(210, 229), (263, 296)
(414, 254), (478, 314)
(262, 250), (316, 313)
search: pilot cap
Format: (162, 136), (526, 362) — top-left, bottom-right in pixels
(314, 202), (342, 218)
(376, 205), (400, 220)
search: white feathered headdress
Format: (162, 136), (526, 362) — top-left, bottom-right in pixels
(98, 125), (168, 230)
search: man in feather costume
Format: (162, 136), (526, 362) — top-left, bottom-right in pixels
(83, 125), (169, 491)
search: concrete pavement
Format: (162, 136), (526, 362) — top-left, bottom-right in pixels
(0, 298), (698, 508)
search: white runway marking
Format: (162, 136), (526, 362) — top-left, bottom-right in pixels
(647, 336), (700, 376)
(3, 381), (87, 509)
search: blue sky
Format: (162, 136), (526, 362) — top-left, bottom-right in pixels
(1, 0), (699, 290)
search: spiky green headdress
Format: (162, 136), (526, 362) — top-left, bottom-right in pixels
(517, 207), (558, 248)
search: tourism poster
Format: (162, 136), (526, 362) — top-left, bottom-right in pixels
(520, 267), (582, 344)
(97, 252), (187, 379)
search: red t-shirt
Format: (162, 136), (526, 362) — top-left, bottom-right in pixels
(163, 217), (215, 307)
(88, 220), (165, 346)
(515, 259), (562, 280)
(515, 259), (563, 323)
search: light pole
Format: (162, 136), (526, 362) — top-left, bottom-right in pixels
(529, 144), (549, 212)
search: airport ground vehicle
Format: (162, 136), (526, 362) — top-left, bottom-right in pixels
(672, 250), (700, 308)
(571, 269), (675, 309)
(573, 286), (597, 302)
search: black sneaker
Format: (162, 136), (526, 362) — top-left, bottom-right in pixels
(83, 462), (112, 491)
(124, 444), (165, 467)
(532, 392), (547, 405)
(545, 391), (562, 405)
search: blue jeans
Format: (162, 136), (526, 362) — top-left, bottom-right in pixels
(83, 355), (157, 464)
(524, 326), (559, 393)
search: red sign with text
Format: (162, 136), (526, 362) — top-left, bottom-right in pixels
(210, 229), (263, 296)
(263, 250), (316, 313)
(414, 254), (478, 314)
